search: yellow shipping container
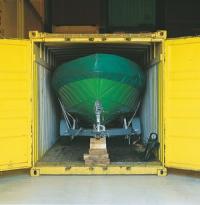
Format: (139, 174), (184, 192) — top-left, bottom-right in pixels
(0, 31), (199, 176)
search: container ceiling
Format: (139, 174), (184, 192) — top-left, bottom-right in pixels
(44, 43), (150, 67)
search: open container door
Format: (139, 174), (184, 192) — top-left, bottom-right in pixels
(164, 37), (200, 171)
(0, 40), (32, 171)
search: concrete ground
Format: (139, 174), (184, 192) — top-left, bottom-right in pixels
(0, 170), (200, 205)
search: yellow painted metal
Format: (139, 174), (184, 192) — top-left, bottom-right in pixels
(32, 58), (39, 165)
(29, 30), (167, 43)
(0, 39), (32, 171)
(30, 163), (167, 176)
(164, 37), (200, 171)
(157, 43), (165, 164)
(29, 31), (166, 175)
(0, 31), (168, 175)
(158, 56), (165, 163)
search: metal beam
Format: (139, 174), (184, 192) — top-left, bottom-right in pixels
(62, 127), (134, 137)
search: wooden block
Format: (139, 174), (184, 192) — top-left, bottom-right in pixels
(85, 159), (110, 166)
(90, 138), (106, 149)
(88, 154), (109, 160)
(83, 154), (89, 160)
(84, 153), (109, 160)
(89, 149), (107, 155)
(84, 137), (110, 165)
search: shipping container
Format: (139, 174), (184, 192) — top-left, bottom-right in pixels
(108, 0), (156, 32)
(0, 31), (200, 176)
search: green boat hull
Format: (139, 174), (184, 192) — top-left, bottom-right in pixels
(52, 54), (145, 125)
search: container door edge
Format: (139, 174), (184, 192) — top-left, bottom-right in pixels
(0, 39), (33, 171)
(164, 37), (200, 171)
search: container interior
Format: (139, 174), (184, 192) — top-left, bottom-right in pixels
(34, 41), (162, 166)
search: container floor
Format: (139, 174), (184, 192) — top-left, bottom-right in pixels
(37, 137), (157, 166)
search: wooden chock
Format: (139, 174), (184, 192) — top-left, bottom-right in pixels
(84, 137), (110, 165)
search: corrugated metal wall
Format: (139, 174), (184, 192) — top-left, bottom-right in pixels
(38, 64), (59, 159)
(108, 0), (155, 28)
(140, 63), (158, 144)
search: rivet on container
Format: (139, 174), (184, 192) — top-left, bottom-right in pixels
(65, 166), (71, 170)
(102, 166), (108, 171)
(125, 37), (132, 41)
(89, 167), (94, 171)
(126, 166), (131, 170)
(89, 37), (94, 42)
(65, 37), (71, 42)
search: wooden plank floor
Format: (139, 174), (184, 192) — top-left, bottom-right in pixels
(37, 137), (148, 164)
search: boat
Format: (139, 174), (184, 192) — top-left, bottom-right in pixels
(52, 53), (145, 127)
